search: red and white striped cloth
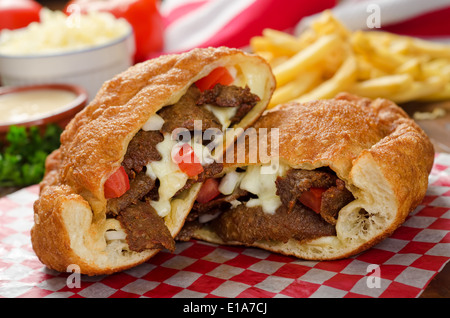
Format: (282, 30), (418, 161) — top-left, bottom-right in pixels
(159, 0), (450, 55)
(159, 0), (336, 53)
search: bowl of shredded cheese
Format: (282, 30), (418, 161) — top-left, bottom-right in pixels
(0, 9), (135, 100)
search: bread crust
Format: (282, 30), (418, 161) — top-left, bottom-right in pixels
(31, 47), (275, 275)
(188, 93), (434, 260)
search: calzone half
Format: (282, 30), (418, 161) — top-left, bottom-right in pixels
(178, 93), (435, 260)
(31, 47), (276, 275)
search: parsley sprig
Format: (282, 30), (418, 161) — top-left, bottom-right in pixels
(0, 124), (62, 187)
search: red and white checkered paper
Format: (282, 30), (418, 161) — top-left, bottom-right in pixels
(0, 153), (449, 298)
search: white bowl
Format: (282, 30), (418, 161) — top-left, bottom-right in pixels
(0, 30), (135, 101)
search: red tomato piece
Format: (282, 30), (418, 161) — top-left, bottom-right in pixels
(104, 166), (130, 199)
(195, 67), (234, 92)
(173, 143), (204, 177)
(0, 0), (42, 31)
(299, 187), (326, 214)
(64, 0), (164, 63)
(196, 178), (221, 204)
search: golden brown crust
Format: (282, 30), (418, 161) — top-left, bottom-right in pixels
(190, 93), (435, 260)
(60, 47), (273, 209)
(31, 47), (275, 275)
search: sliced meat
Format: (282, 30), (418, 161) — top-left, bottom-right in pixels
(275, 169), (337, 213)
(144, 183), (160, 202)
(187, 187), (248, 221)
(196, 84), (260, 125)
(198, 161), (224, 181)
(117, 201), (175, 253)
(276, 168), (354, 224)
(210, 202), (336, 245)
(159, 86), (222, 134)
(230, 103), (255, 125)
(107, 172), (156, 216)
(176, 221), (202, 242)
(320, 179), (354, 225)
(183, 167), (354, 246)
(122, 130), (163, 177)
(196, 84), (260, 108)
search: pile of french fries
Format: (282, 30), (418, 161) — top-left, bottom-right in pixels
(250, 11), (450, 108)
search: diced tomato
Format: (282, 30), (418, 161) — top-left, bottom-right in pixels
(196, 178), (221, 204)
(195, 67), (234, 92)
(104, 166), (130, 199)
(299, 187), (326, 214)
(172, 143), (204, 177)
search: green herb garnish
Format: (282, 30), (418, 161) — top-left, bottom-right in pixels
(0, 124), (62, 187)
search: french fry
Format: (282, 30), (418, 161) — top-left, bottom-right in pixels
(349, 74), (413, 99)
(395, 58), (421, 79)
(262, 29), (305, 53)
(296, 28), (319, 49)
(254, 50), (275, 64)
(322, 43), (346, 79)
(421, 59), (450, 80)
(273, 34), (340, 87)
(295, 52), (357, 103)
(251, 35), (297, 58)
(351, 31), (406, 72)
(410, 38), (450, 59)
(355, 55), (387, 80)
(268, 68), (322, 108)
(389, 76), (446, 103)
(310, 10), (351, 39)
(250, 11), (450, 105)
(250, 36), (275, 54)
(418, 82), (450, 101)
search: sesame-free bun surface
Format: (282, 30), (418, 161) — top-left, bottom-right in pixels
(188, 93), (435, 260)
(31, 47), (275, 275)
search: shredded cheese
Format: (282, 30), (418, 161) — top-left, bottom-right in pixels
(0, 9), (131, 56)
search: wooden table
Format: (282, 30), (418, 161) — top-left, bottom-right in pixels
(404, 100), (450, 153)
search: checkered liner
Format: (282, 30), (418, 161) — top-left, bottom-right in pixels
(1, 153), (449, 298)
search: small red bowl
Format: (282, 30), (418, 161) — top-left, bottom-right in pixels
(0, 83), (88, 139)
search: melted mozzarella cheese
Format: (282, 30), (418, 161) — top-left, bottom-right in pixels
(239, 164), (287, 214)
(146, 133), (188, 217)
(238, 63), (265, 99)
(204, 104), (237, 130)
(145, 134), (216, 217)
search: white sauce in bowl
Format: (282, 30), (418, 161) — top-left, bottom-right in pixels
(0, 89), (77, 123)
